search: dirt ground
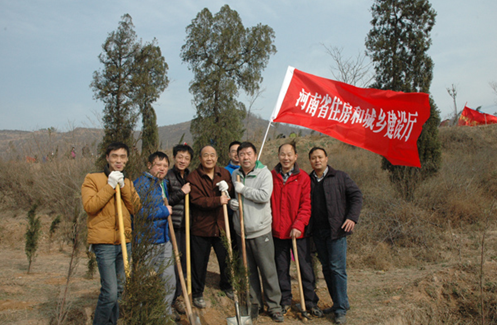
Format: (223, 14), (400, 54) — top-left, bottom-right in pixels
(1, 212), (495, 325)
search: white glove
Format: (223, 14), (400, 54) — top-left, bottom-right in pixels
(118, 176), (125, 188)
(234, 181), (245, 194)
(216, 180), (229, 193)
(230, 199), (239, 211)
(108, 171), (121, 189)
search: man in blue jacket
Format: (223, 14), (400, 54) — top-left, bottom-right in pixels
(225, 141), (241, 174)
(134, 151), (178, 321)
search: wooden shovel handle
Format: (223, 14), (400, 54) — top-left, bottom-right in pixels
(236, 175), (248, 271)
(185, 193), (192, 297)
(222, 192), (239, 305)
(292, 236), (306, 312)
(168, 214), (196, 323)
(236, 175), (250, 310)
(115, 185), (129, 277)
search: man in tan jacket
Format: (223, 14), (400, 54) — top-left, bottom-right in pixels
(81, 142), (140, 325)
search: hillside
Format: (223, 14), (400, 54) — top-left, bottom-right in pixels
(0, 125), (496, 324)
(0, 113), (311, 160)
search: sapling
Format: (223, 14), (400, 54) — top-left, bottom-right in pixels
(48, 215), (61, 251)
(25, 203), (41, 274)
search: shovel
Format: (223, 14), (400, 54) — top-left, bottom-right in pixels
(168, 212), (201, 325)
(115, 184), (129, 277)
(222, 191), (252, 325)
(185, 193), (192, 299)
(164, 195), (200, 324)
(292, 236), (311, 321)
(236, 175), (251, 315)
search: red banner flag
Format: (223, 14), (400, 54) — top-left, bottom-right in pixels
(458, 105), (497, 126)
(271, 67), (431, 167)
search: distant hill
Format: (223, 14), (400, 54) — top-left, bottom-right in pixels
(0, 128), (103, 160)
(0, 113), (313, 160)
(157, 113), (313, 147)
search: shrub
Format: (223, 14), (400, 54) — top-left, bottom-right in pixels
(25, 203), (41, 274)
(120, 184), (173, 324)
(49, 215), (62, 251)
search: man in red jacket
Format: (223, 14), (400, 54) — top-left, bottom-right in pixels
(270, 143), (323, 318)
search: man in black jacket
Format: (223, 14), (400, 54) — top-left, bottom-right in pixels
(165, 144), (193, 314)
(308, 147), (362, 325)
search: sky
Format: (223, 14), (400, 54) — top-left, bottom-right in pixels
(1, 0), (496, 131)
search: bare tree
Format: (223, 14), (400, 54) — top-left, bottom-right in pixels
(245, 88), (265, 140)
(322, 44), (373, 87)
(490, 81), (497, 104)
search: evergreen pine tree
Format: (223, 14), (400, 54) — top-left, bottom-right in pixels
(133, 41), (169, 157)
(365, 0), (442, 200)
(91, 15), (169, 170)
(91, 14), (141, 167)
(181, 5), (276, 165)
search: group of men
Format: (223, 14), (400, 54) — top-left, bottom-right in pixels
(81, 140), (362, 325)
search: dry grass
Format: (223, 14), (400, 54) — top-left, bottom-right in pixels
(256, 126), (497, 323)
(1, 125), (497, 324)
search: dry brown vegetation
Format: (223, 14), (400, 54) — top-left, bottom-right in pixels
(0, 125), (496, 324)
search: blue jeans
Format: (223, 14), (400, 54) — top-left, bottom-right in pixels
(313, 229), (349, 316)
(92, 243), (130, 325)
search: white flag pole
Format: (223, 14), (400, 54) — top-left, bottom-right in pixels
(257, 66), (295, 160)
(258, 119), (273, 161)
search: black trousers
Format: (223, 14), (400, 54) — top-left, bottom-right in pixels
(191, 234), (231, 298)
(273, 237), (319, 308)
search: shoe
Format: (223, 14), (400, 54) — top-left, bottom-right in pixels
(173, 299), (186, 315)
(310, 306), (323, 318)
(324, 306), (350, 314)
(335, 314), (347, 324)
(224, 289), (235, 300)
(281, 305), (291, 314)
(271, 311), (284, 322)
(193, 297), (206, 309)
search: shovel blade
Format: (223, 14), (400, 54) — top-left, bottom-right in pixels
(226, 316), (252, 325)
(191, 313), (202, 325)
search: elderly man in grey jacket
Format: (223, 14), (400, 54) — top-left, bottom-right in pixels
(230, 142), (284, 323)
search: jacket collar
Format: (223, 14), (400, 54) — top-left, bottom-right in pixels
(197, 164), (223, 178)
(226, 161), (240, 169)
(274, 162), (301, 175)
(104, 164), (127, 178)
(237, 160), (266, 178)
(143, 171), (166, 184)
(173, 164), (190, 177)
(311, 165), (336, 181)
(104, 164), (111, 176)
(324, 165), (337, 177)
